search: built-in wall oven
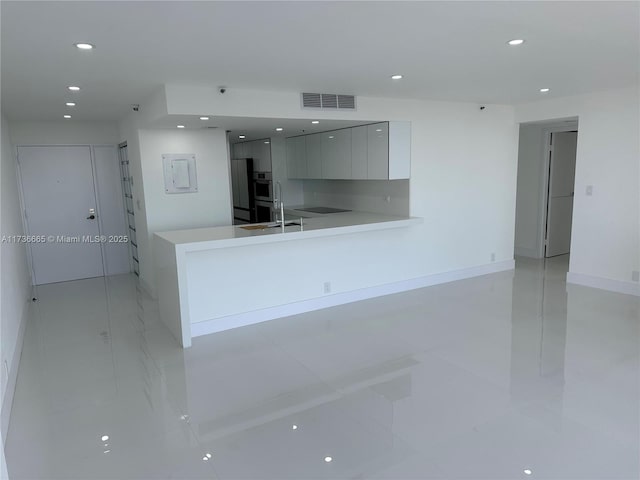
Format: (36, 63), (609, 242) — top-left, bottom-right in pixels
(253, 171), (273, 202)
(254, 200), (274, 223)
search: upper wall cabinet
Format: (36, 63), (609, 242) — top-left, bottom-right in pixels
(286, 136), (306, 179)
(232, 142), (250, 159)
(321, 128), (352, 179)
(351, 125), (368, 180)
(252, 141), (272, 172)
(306, 134), (322, 178)
(367, 123), (389, 179)
(286, 121), (410, 180)
(232, 139), (272, 172)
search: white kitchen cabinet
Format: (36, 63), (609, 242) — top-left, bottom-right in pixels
(286, 121), (410, 180)
(305, 133), (322, 178)
(246, 141), (256, 163)
(253, 140), (272, 172)
(232, 142), (248, 159)
(286, 136), (306, 179)
(388, 121), (411, 179)
(351, 125), (368, 179)
(321, 128), (351, 179)
(233, 140), (272, 172)
(367, 123), (389, 179)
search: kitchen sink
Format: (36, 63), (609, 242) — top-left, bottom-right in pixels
(296, 207), (351, 214)
(265, 221), (301, 228)
(240, 221), (301, 231)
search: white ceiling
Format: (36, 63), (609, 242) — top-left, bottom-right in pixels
(2, 1), (638, 122)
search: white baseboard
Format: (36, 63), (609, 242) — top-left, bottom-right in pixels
(567, 271), (640, 297)
(191, 260), (515, 339)
(1, 298), (30, 442)
(514, 246), (540, 258)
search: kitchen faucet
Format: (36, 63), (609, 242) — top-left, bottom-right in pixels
(272, 182), (304, 232)
(273, 181), (285, 232)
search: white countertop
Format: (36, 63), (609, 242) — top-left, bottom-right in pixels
(155, 210), (422, 252)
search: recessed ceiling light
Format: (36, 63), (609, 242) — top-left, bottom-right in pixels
(63, 115), (72, 119)
(202, 456), (209, 461)
(375, 128), (382, 132)
(177, 125), (185, 129)
(539, 88), (550, 93)
(205, 453), (212, 459)
(66, 102), (76, 107)
(524, 469), (532, 475)
(239, 135), (246, 139)
(324, 456), (333, 463)
(264, 141), (270, 144)
(199, 116), (210, 120)
(508, 39), (525, 46)
(101, 435), (109, 441)
(275, 127), (284, 132)
(74, 43), (95, 50)
(391, 74), (403, 80)
(328, 135), (334, 139)
(68, 86), (81, 91)
(292, 424), (298, 430)
(311, 120), (320, 124)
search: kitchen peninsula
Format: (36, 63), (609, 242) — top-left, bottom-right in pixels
(154, 211), (422, 347)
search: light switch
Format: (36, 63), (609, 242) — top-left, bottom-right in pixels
(586, 185), (593, 196)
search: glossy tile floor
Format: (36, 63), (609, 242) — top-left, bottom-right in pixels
(6, 256), (639, 479)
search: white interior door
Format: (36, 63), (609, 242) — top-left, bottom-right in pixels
(19, 146), (105, 284)
(545, 131), (577, 257)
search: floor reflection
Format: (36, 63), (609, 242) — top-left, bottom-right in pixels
(6, 257), (639, 479)
(510, 255), (568, 407)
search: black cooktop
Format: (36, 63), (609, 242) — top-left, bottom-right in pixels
(297, 207), (352, 214)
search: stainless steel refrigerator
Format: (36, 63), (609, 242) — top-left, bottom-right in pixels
(230, 158), (255, 224)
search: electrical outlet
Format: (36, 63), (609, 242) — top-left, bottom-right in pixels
(491, 253), (496, 262)
(323, 281), (331, 294)
(586, 185), (593, 196)
(632, 271), (639, 282)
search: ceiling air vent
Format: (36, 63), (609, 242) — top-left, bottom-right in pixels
(320, 94), (338, 109)
(301, 92), (356, 110)
(337, 95), (356, 109)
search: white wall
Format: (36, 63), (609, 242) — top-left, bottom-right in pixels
(157, 85), (519, 285)
(0, 114), (31, 442)
(303, 179), (409, 216)
(514, 124), (546, 257)
(9, 120), (119, 145)
(136, 129), (232, 294)
(515, 87), (640, 294)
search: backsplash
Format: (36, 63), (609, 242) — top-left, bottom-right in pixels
(302, 179), (409, 216)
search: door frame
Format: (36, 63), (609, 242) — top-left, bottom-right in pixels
(16, 144), (116, 285)
(537, 122), (579, 259)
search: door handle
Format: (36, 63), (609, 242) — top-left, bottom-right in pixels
(87, 214), (96, 220)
